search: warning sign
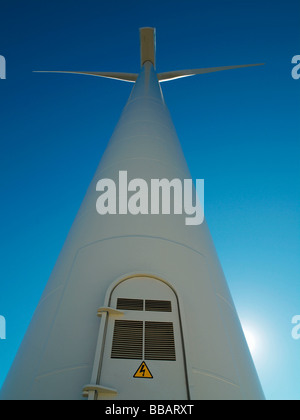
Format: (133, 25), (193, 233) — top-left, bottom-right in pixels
(133, 361), (153, 379)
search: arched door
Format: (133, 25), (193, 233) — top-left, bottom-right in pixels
(97, 276), (189, 400)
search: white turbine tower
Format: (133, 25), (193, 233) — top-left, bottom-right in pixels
(0, 28), (265, 400)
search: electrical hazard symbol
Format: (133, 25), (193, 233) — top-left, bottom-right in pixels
(133, 361), (153, 379)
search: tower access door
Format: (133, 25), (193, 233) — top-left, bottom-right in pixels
(97, 276), (189, 400)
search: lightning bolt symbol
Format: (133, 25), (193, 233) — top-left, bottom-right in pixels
(139, 363), (146, 377)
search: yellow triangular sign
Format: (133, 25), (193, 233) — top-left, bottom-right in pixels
(133, 361), (153, 379)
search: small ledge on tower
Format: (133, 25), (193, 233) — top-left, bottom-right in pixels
(82, 384), (118, 398)
(97, 307), (124, 317)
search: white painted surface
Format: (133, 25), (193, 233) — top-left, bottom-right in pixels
(0, 61), (264, 400)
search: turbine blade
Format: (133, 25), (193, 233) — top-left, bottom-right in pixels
(33, 71), (138, 83)
(158, 63), (265, 82)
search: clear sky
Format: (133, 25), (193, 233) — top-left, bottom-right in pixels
(0, 0), (299, 400)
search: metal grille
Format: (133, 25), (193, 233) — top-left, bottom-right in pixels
(111, 320), (143, 359)
(117, 298), (144, 311)
(145, 321), (176, 361)
(145, 300), (172, 312)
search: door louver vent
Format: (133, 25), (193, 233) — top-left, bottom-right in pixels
(145, 321), (176, 361)
(111, 320), (143, 359)
(145, 300), (172, 312)
(116, 298), (172, 312)
(117, 298), (144, 311)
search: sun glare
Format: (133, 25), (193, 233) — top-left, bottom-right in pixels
(243, 328), (257, 354)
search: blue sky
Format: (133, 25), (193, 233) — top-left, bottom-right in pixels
(0, 0), (299, 400)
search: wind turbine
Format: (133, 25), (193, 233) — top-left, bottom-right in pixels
(0, 28), (265, 400)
